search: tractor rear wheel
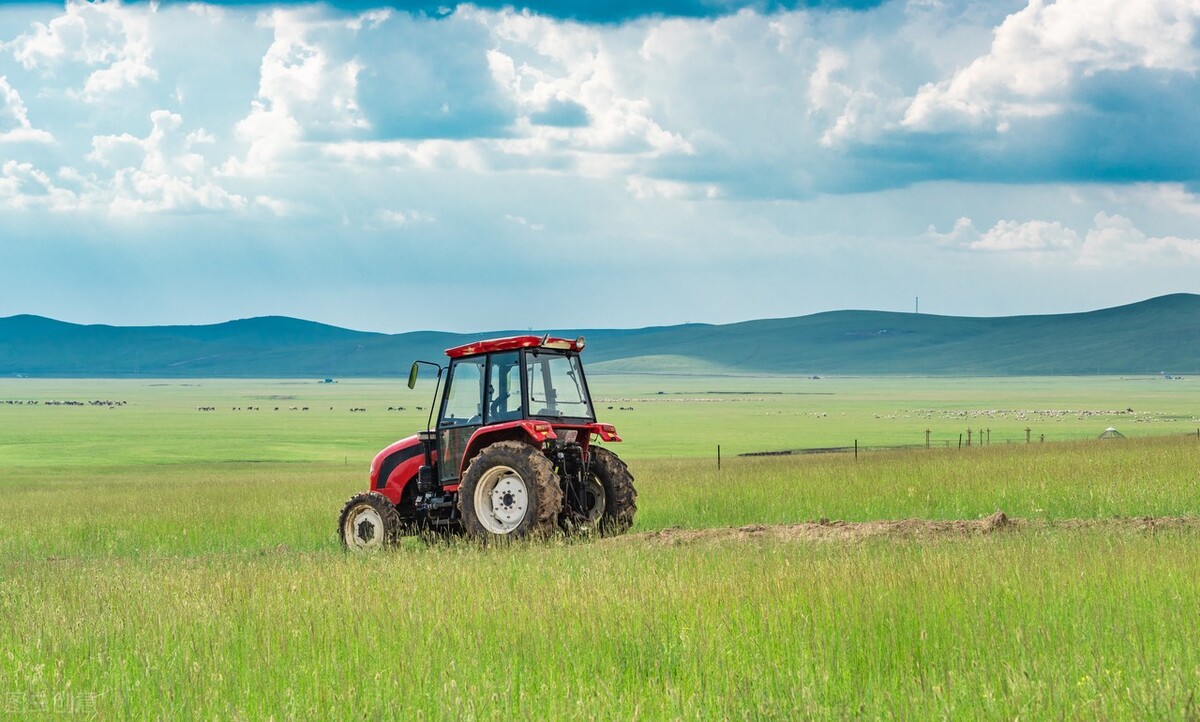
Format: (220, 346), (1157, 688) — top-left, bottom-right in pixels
(459, 441), (562, 540)
(337, 491), (402, 550)
(573, 447), (636, 536)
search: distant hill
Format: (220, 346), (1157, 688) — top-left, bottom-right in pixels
(1, 294), (1198, 377)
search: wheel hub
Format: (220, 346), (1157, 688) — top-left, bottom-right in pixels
(344, 505), (385, 549)
(489, 475), (527, 524)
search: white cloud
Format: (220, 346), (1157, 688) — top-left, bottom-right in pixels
(807, 48), (852, 143)
(475, 8), (692, 158)
(379, 208), (435, 225)
(1146, 185), (1200, 218)
(806, 44), (902, 148)
(973, 218), (1078, 252)
(1079, 211), (1200, 267)
(934, 211), (1200, 268)
(186, 4), (227, 23)
(9, 5), (80, 67)
(90, 109), (246, 214)
(220, 7), (374, 177)
(504, 213), (544, 231)
(255, 9), (367, 134)
(925, 216), (981, 246)
(219, 99), (302, 177)
(321, 138), (489, 173)
(931, 216), (1081, 263)
(626, 175), (720, 200)
(0, 160), (79, 211)
(1101, 183), (1200, 218)
(903, 0), (1200, 132)
(10, 0), (157, 102)
(253, 195), (294, 216)
(0, 75), (52, 143)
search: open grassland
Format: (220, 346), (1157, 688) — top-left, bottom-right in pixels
(1, 376), (1199, 719)
(0, 374), (1196, 465)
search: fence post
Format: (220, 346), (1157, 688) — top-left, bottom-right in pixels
(717, 445), (721, 470)
(966, 429), (972, 447)
(1025, 427), (1031, 444)
(958, 434), (963, 449)
(854, 439), (858, 461)
(925, 429), (931, 448)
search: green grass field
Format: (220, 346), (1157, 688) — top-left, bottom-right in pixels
(1, 375), (1199, 719)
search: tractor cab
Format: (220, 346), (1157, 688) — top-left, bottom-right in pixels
(339, 335), (634, 547)
(434, 336), (603, 487)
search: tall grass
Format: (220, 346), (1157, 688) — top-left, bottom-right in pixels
(2, 533), (1198, 719)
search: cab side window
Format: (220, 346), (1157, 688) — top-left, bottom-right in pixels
(486, 351), (522, 423)
(440, 357), (485, 426)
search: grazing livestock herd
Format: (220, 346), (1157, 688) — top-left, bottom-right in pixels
(2, 399), (127, 407)
(0, 403), (427, 413)
(2, 399), (642, 415)
(193, 405), (427, 413)
(0, 400), (419, 414)
(1, 399), (625, 414)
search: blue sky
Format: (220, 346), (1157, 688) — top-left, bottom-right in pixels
(1, 0), (1198, 332)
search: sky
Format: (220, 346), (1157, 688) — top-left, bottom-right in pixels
(1, 0), (1199, 333)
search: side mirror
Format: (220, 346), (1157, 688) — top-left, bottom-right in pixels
(407, 361), (420, 389)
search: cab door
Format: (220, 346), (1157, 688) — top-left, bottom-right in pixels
(437, 356), (486, 484)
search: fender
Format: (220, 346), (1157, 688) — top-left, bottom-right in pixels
(456, 420), (622, 478)
(456, 420), (557, 478)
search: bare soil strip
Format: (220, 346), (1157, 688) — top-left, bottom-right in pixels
(614, 512), (1200, 546)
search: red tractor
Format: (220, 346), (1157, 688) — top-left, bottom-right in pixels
(338, 335), (636, 547)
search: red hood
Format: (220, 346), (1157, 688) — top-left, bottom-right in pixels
(371, 433), (421, 476)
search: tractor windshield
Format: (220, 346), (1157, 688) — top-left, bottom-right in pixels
(525, 352), (594, 421)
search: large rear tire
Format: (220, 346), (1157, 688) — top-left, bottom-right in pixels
(459, 441), (562, 540)
(575, 446), (636, 536)
(337, 491), (402, 550)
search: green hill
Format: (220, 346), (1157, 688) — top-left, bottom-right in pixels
(1, 294), (1197, 377)
(581, 293), (1200, 375)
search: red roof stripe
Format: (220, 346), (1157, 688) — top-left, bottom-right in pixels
(444, 335), (584, 358)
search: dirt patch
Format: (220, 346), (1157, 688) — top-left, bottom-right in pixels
(614, 511), (1200, 546)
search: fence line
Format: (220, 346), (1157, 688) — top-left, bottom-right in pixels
(734, 427), (1197, 459)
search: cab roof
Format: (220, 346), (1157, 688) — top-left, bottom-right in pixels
(444, 335), (585, 359)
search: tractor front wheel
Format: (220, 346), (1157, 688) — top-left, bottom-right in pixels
(459, 441), (562, 540)
(337, 491), (402, 550)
